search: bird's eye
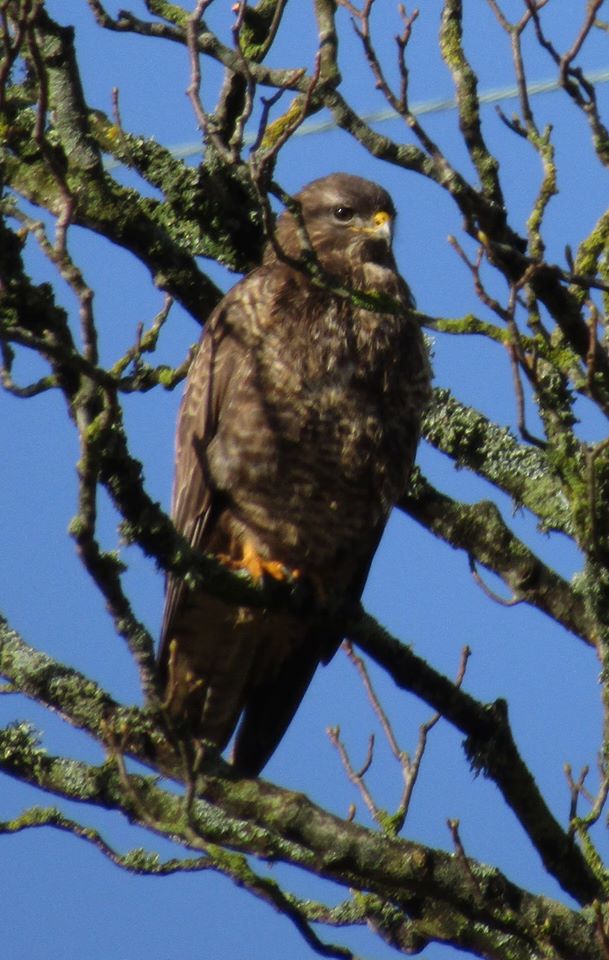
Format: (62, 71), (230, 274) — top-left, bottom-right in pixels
(333, 206), (355, 223)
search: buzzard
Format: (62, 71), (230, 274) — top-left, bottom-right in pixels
(159, 173), (431, 776)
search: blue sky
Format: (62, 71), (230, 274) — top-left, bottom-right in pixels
(2, 3), (609, 958)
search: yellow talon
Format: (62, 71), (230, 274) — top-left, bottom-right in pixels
(218, 539), (297, 584)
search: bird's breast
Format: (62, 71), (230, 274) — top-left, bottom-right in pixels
(207, 292), (428, 575)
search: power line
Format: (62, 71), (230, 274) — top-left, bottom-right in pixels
(164, 66), (609, 162)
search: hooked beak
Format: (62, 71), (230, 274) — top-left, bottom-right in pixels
(350, 209), (394, 248)
(370, 209), (393, 244)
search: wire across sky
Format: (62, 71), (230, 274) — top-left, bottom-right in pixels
(163, 66), (609, 162)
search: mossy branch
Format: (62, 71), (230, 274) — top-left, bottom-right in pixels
(0, 714), (603, 959)
(348, 609), (600, 905)
(0, 802), (359, 960)
(401, 473), (598, 646)
(423, 388), (573, 532)
(439, 0), (503, 205)
(0, 604), (602, 910)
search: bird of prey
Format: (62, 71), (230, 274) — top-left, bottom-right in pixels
(159, 172), (431, 776)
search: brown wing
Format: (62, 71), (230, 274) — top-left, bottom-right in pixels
(157, 281), (343, 773)
(158, 302), (262, 749)
(159, 317), (238, 648)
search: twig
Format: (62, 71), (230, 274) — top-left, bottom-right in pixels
(343, 641), (402, 759)
(327, 724), (381, 823)
(110, 295), (173, 380)
(560, 1), (604, 81)
(448, 235), (510, 321)
(486, 0), (550, 130)
(102, 718), (168, 832)
(186, 0), (235, 163)
(341, 0), (447, 169)
(525, 0), (609, 170)
(8, 203), (98, 363)
(111, 86), (123, 130)
(505, 333), (547, 450)
(448, 235), (549, 446)
(339, 641), (471, 833)
(226, 1), (255, 155)
(398, 645), (471, 826)
(565, 763), (592, 825)
(0, 795), (359, 960)
(24, 15), (76, 253)
(70, 392), (159, 702)
(447, 818), (484, 901)
(0, 3), (33, 111)
(250, 51), (322, 181)
(248, 88), (285, 154)
(469, 555), (523, 607)
(343, 0), (418, 119)
(0, 806), (212, 875)
(0, 341), (56, 397)
(586, 301), (600, 396)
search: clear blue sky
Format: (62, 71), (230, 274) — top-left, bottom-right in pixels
(2, 3), (608, 958)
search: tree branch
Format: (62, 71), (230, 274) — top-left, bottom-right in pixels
(0, 715), (603, 960)
(348, 610), (602, 905)
(401, 474), (598, 646)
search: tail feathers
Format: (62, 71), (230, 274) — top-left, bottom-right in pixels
(161, 589), (339, 776)
(161, 591), (261, 752)
(231, 634), (325, 777)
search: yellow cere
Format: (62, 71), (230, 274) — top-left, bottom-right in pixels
(373, 210), (392, 226)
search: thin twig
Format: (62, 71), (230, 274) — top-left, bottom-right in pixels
(250, 51), (322, 182)
(327, 724), (381, 823)
(397, 645), (471, 829)
(186, 0), (234, 163)
(249, 88), (285, 154)
(0, 341), (56, 397)
(560, 0), (604, 80)
(447, 819), (484, 902)
(343, 640), (403, 760)
(469, 555), (523, 607)
(111, 86), (123, 130)
(565, 763), (591, 825)
(226, 0), (255, 155)
(339, 641), (471, 833)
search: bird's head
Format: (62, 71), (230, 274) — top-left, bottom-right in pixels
(269, 173), (398, 276)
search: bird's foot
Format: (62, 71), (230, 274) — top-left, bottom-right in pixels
(218, 540), (300, 585)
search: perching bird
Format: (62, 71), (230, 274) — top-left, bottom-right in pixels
(159, 173), (431, 776)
